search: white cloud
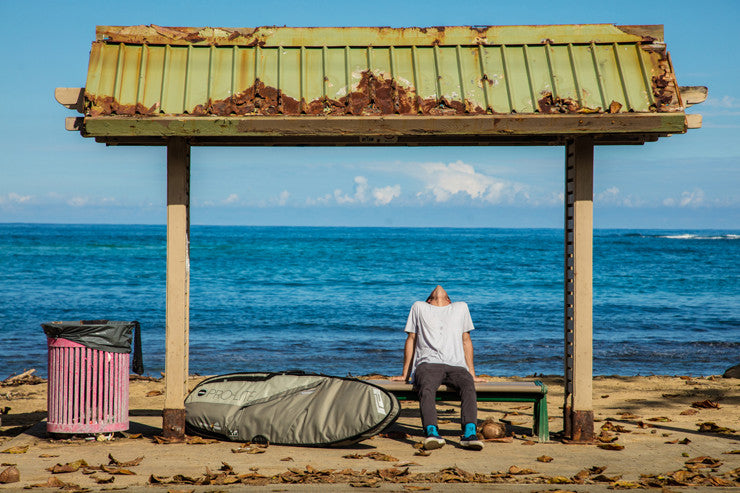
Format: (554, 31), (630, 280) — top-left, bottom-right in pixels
(663, 189), (705, 208)
(704, 95), (740, 109)
(0, 193), (33, 205)
(372, 185), (401, 205)
(68, 196), (88, 207)
(275, 190), (290, 206)
(415, 160), (526, 204)
(222, 193), (239, 205)
(335, 176), (369, 204)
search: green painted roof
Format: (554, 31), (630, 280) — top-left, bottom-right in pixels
(84, 24), (680, 118)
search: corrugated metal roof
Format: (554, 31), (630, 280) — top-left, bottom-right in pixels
(84, 24), (680, 118)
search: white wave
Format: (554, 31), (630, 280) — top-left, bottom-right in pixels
(656, 233), (739, 240)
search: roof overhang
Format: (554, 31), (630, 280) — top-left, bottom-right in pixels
(57, 24), (706, 147)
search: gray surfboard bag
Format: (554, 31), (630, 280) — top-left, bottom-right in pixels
(185, 371), (400, 446)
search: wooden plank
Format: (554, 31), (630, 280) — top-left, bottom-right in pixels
(686, 114), (702, 129)
(81, 113), (687, 139)
(367, 380), (545, 394)
(679, 86), (708, 107)
(54, 87), (85, 112)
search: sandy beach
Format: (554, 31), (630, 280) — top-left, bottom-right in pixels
(1, 373), (738, 491)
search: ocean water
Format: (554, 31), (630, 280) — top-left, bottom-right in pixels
(0, 224), (737, 378)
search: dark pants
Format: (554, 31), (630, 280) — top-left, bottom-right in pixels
(414, 362), (477, 430)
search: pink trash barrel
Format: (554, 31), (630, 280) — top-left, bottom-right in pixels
(47, 337), (129, 434)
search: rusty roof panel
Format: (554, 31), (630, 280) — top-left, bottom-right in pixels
(83, 25), (681, 118)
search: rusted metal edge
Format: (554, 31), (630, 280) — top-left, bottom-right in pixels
(95, 24), (657, 47)
(94, 134), (660, 147)
(615, 25), (663, 43)
(80, 113), (687, 139)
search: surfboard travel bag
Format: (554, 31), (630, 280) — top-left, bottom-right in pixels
(185, 371), (400, 446)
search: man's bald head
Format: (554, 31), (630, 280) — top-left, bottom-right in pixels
(426, 285), (451, 306)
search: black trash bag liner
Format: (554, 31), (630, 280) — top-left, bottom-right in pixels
(42, 320), (144, 375)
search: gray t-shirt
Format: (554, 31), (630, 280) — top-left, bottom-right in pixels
(404, 301), (475, 376)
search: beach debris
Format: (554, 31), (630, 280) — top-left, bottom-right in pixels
(480, 418), (507, 439)
(601, 421), (629, 433)
(90, 473), (115, 484)
(394, 461), (420, 467)
(38, 454), (59, 458)
(1, 369), (45, 387)
(231, 444), (266, 454)
(146, 390), (164, 397)
(0, 466), (19, 483)
(153, 434), (218, 444)
(30, 476), (80, 489)
(647, 416), (672, 422)
(723, 450), (740, 454)
(696, 421), (736, 434)
(665, 437), (691, 445)
(343, 452), (398, 462)
(521, 440), (537, 445)
(592, 473), (621, 482)
(691, 399), (720, 409)
(685, 456), (722, 469)
(507, 465), (537, 475)
(597, 430), (618, 443)
(1, 445), (28, 454)
(280, 457), (294, 461)
(108, 454), (143, 467)
(597, 443), (624, 451)
(610, 480), (642, 488)
(536, 455), (553, 462)
(414, 449), (431, 456)
(100, 464), (136, 475)
(601, 394), (610, 398)
(680, 408), (699, 415)
(47, 459), (88, 473)
(402, 486), (430, 491)
(547, 475), (574, 484)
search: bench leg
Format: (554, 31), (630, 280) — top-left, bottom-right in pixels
(533, 396), (549, 442)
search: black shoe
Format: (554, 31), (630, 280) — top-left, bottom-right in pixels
(460, 434), (483, 450)
(423, 435), (446, 450)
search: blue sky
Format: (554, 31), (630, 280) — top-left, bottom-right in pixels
(1, 0), (738, 228)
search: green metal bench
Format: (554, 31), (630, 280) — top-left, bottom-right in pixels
(367, 380), (549, 442)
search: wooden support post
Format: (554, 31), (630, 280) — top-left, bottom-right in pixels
(163, 137), (190, 439)
(563, 136), (595, 442)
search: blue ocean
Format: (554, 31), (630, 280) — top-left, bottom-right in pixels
(1, 224), (737, 378)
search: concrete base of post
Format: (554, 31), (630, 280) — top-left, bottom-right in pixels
(162, 408), (186, 439)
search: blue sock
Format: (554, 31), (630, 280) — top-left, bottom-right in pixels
(463, 423), (477, 437)
(425, 425), (439, 437)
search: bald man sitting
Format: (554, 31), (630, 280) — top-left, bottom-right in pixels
(392, 286), (484, 451)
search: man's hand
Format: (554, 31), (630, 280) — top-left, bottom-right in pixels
(472, 375), (486, 383)
(390, 375), (407, 382)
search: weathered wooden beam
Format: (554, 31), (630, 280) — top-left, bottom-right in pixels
(54, 88), (85, 113)
(81, 113), (687, 139)
(163, 137), (190, 439)
(685, 114), (703, 129)
(679, 86), (708, 108)
(564, 136), (594, 443)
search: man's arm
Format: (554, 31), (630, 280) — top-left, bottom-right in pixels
(462, 332), (485, 382)
(391, 333), (416, 382)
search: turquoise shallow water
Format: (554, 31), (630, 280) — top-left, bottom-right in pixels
(0, 224), (737, 378)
